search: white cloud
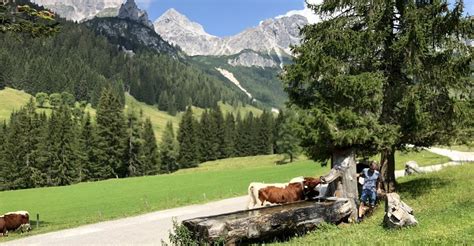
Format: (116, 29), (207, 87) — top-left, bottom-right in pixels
(136, 0), (154, 10)
(276, 0), (322, 24)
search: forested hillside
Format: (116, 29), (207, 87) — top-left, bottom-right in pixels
(0, 1), (251, 114)
(192, 54), (287, 108)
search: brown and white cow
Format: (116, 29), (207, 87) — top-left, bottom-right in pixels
(258, 177), (322, 207)
(0, 211), (31, 236)
(247, 177), (321, 209)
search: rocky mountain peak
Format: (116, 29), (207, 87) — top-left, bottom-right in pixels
(118, 0), (153, 28)
(155, 8), (215, 38)
(154, 9), (307, 59)
(32, 0), (123, 21)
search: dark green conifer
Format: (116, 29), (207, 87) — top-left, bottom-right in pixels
(160, 121), (179, 173)
(96, 88), (127, 178)
(177, 107), (199, 168)
(140, 118), (160, 175)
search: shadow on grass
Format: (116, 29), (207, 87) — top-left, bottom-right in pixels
(398, 177), (449, 199)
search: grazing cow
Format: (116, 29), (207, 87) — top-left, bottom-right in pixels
(0, 211), (31, 236)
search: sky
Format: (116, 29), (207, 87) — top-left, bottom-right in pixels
(135, 0), (474, 37)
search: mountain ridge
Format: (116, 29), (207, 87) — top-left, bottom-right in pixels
(153, 9), (307, 59)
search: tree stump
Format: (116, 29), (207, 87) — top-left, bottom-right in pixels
(182, 197), (352, 245)
(320, 149), (359, 222)
(384, 193), (418, 228)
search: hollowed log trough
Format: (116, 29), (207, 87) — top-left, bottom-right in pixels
(182, 197), (352, 245)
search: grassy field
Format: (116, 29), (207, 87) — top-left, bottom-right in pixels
(0, 88), (32, 121)
(390, 150), (450, 170)
(0, 155), (327, 241)
(0, 149), (450, 241)
(274, 165), (474, 245)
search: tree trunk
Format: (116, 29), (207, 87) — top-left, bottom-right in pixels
(380, 147), (397, 193)
(320, 148), (358, 222)
(182, 198), (352, 245)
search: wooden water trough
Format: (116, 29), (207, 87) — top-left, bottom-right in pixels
(182, 197), (352, 245)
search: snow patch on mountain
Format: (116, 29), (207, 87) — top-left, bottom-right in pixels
(216, 68), (252, 98)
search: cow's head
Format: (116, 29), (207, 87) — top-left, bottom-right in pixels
(303, 177), (322, 199)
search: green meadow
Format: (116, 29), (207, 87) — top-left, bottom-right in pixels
(275, 165), (474, 245)
(0, 150), (450, 241)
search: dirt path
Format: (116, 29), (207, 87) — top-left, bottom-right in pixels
(2, 196), (248, 246)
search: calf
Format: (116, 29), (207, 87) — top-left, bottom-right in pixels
(2, 211), (31, 236)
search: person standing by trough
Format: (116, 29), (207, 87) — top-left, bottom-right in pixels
(357, 161), (382, 220)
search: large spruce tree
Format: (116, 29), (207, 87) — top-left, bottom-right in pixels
(177, 107), (199, 168)
(160, 121), (179, 173)
(283, 0), (473, 199)
(124, 110), (144, 177)
(96, 88), (127, 178)
(46, 104), (79, 186)
(140, 118), (160, 175)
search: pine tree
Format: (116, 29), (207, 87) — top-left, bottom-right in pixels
(140, 118), (160, 175)
(198, 110), (218, 161)
(210, 105), (225, 159)
(256, 110), (274, 155)
(283, 0), (473, 195)
(222, 113), (236, 158)
(177, 107), (199, 168)
(2, 98), (42, 189)
(234, 112), (246, 157)
(96, 88), (127, 178)
(46, 104), (79, 186)
(124, 109), (144, 177)
(160, 121), (179, 173)
(276, 110), (302, 163)
(35, 92), (49, 108)
(49, 93), (62, 108)
(273, 109), (285, 154)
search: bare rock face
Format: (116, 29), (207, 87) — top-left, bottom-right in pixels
(384, 193), (418, 228)
(154, 9), (308, 59)
(228, 51), (278, 68)
(32, 0), (123, 21)
(117, 0), (153, 28)
(153, 8), (221, 57)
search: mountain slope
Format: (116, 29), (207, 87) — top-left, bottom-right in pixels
(0, 88), (262, 141)
(191, 54), (286, 108)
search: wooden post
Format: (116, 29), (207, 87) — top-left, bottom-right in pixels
(36, 213), (39, 229)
